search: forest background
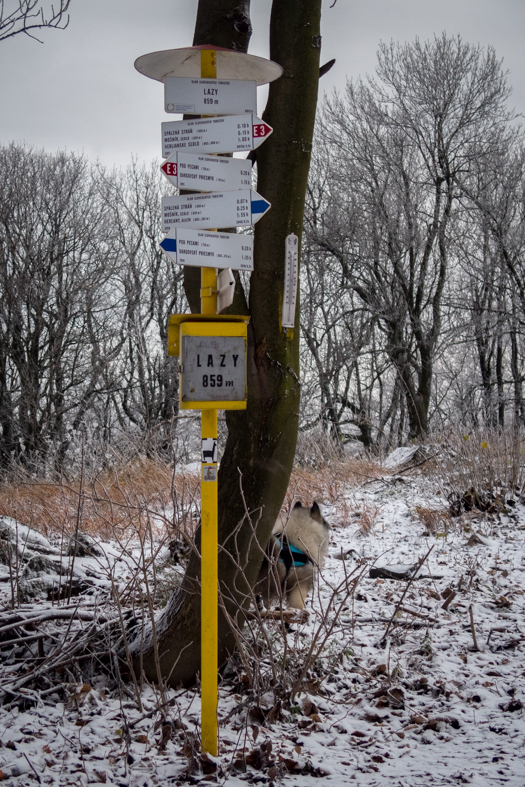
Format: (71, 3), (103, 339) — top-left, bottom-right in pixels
(0, 33), (524, 477)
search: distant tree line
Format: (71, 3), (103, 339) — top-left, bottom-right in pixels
(0, 145), (185, 475)
(1, 34), (524, 475)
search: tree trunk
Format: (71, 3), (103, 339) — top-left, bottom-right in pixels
(135, 0), (322, 687)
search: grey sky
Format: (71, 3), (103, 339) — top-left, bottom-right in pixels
(0, 0), (524, 168)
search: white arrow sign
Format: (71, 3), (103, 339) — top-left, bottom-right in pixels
(162, 114), (272, 159)
(161, 189), (270, 232)
(160, 152), (252, 192)
(164, 77), (257, 116)
(160, 229), (254, 271)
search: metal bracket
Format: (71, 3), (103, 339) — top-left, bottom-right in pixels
(200, 287), (216, 297)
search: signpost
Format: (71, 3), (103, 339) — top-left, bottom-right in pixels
(160, 152), (252, 192)
(161, 113), (272, 158)
(160, 229), (254, 271)
(135, 44), (282, 757)
(161, 189), (270, 232)
(164, 76), (257, 115)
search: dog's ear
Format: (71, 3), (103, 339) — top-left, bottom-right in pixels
(310, 501), (323, 523)
(293, 501), (303, 509)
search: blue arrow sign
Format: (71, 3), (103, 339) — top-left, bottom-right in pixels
(160, 236), (177, 253)
(251, 198), (271, 219)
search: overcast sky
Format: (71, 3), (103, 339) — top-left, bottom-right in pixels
(0, 0), (524, 168)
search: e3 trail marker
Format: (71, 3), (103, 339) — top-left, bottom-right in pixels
(135, 44), (282, 757)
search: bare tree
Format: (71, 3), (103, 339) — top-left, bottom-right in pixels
(0, 0), (71, 43)
(308, 34), (515, 439)
(0, 144), (123, 474)
(99, 160), (186, 457)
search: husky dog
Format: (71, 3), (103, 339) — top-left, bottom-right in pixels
(256, 501), (330, 609)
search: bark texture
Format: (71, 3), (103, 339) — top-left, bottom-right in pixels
(135, 0), (322, 686)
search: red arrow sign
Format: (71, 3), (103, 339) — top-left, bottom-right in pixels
(252, 121), (271, 139)
(160, 160), (177, 178)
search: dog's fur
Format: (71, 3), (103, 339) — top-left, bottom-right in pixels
(255, 501), (330, 609)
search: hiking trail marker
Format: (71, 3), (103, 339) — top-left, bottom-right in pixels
(135, 45), (282, 756)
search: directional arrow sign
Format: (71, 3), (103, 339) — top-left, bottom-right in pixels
(160, 229), (254, 271)
(161, 189), (270, 232)
(164, 77), (257, 116)
(160, 152), (252, 192)
(162, 114), (272, 159)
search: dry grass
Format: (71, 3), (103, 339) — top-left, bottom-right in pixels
(286, 457), (382, 508)
(0, 457), (200, 540)
(433, 429), (525, 513)
(355, 501), (381, 535)
(0, 453), (384, 541)
(414, 505), (452, 534)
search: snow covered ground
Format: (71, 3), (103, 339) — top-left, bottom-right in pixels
(1, 462), (525, 786)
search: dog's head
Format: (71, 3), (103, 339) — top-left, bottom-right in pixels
(293, 501), (329, 530)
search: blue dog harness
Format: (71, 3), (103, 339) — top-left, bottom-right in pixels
(275, 535), (312, 570)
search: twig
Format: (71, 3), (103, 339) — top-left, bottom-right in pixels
(392, 453), (440, 476)
(67, 436), (85, 604)
(396, 605), (434, 621)
(243, 609), (309, 623)
(379, 545), (435, 646)
(0, 608), (106, 636)
(23, 753), (41, 783)
(442, 590), (457, 610)
(469, 604), (479, 651)
(350, 616), (441, 629)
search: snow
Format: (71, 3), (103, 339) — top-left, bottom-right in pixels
(1, 467), (525, 785)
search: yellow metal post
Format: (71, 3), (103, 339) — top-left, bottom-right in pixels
(200, 47), (218, 756)
(200, 407), (218, 754)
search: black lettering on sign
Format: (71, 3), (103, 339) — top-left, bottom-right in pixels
(232, 354), (239, 367)
(197, 355), (201, 367)
(220, 354), (226, 367)
(207, 355), (214, 367)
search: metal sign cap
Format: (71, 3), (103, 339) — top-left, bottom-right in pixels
(135, 45), (283, 86)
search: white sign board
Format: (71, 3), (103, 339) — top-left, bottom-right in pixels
(161, 189), (270, 232)
(160, 229), (254, 271)
(160, 152), (252, 192)
(164, 77), (257, 115)
(162, 114), (272, 158)
(181, 335), (247, 403)
(282, 234), (299, 328)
